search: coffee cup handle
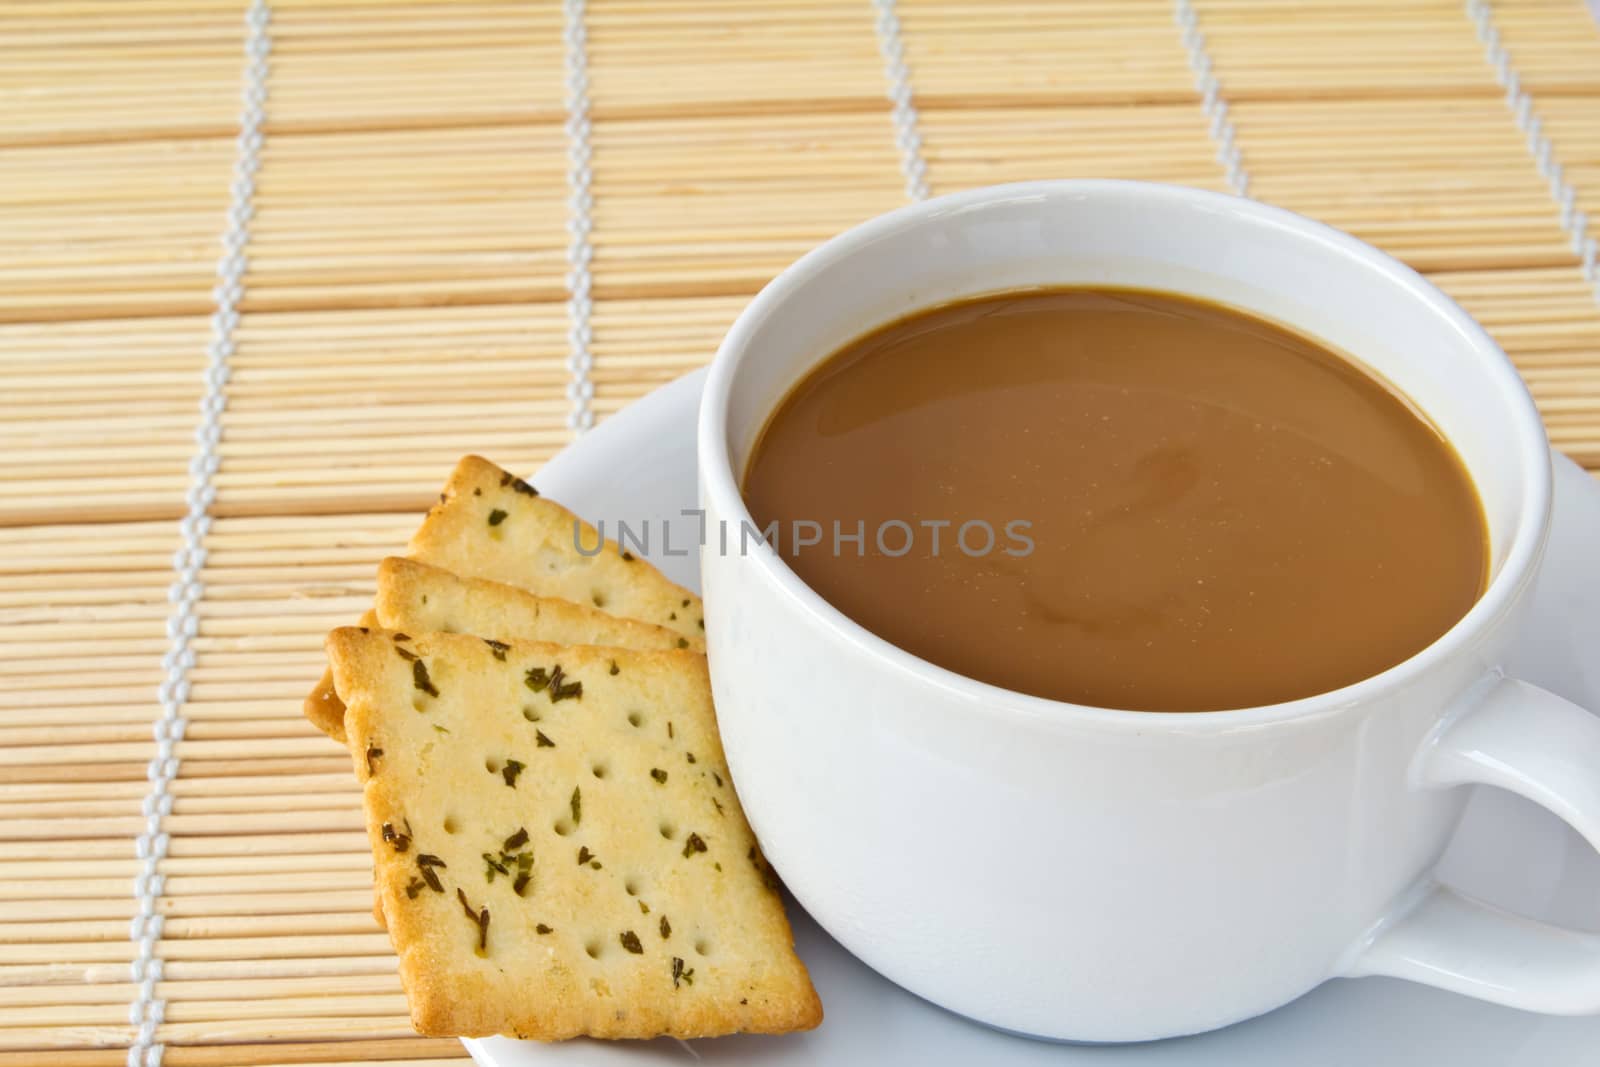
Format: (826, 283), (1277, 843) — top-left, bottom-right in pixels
(1344, 674), (1600, 1012)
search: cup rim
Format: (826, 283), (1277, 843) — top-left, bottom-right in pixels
(697, 179), (1552, 731)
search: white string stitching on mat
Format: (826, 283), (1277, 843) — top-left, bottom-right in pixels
(1174, 0), (1249, 197)
(872, 0), (930, 201)
(128, 4), (270, 1065)
(1467, 0), (1599, 303)
(563, 0), (595, 433)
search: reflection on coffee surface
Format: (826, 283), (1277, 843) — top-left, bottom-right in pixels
(742, 288), (1488, 711)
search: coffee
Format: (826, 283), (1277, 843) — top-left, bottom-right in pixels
(742, 287), (1488, 711)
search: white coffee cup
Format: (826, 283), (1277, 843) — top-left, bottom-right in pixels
(696, 181), (1600, 1043)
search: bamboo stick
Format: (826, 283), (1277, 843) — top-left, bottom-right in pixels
(160, 1039), (465, 1067)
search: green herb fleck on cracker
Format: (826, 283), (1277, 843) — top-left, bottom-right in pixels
(413, 659), (439, 697)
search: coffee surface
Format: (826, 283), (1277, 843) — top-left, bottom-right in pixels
(742, 288), (1487, 711)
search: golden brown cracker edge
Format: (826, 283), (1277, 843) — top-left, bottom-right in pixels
(375, 558), (688, 655)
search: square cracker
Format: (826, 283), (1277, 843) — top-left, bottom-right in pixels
(303, 455), (705, 742)
(376, 558), (690, 655)
(316, 558), (693, 745)
(410, 455), (704, 645)
(360, 558), (695, 929)
(327, 627), (821, 1040)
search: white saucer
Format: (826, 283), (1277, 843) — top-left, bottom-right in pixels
(468, 369), (1600, 1067)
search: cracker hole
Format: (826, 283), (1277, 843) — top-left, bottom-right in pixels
(591, 761), (609, 779)
(585, 940), (602, 960)
(485, 757), (502, 775)
(627, 711), (644, 728)
(658, 821), (676, 840)
(591, 591), (607, 608)
(412, 698), (427, 713)
(624, 878), (639, 896)
(694, 939), (710, 956)
(522, 706), (541, 723)
(443, 816), (459, 834)
(554, 819), (574, 837)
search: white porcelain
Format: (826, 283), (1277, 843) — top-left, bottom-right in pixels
(695, 182), (1600, 1042)
(467, 369), (1600, 1066)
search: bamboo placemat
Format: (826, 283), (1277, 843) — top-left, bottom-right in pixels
(2, 1), (1598, 1063)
